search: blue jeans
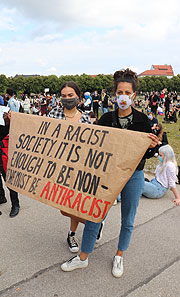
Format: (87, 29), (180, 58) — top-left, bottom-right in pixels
(142, 178), (168, 198)
(101, 106), (108, 114)
(81, 170), (144, 253)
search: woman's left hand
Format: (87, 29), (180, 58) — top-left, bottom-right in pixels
(3, 112), (10, 126)
(148, 133), (160, 148)
(173, 198), (180, 206)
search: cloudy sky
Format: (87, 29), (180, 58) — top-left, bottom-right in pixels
(0, 0), (180, 77)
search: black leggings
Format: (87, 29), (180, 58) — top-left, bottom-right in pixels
(0, 171), (19, 207)
(93, 103), (99, 118)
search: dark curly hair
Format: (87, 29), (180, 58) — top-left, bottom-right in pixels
(6, 88), (14, 97)
(113, 68), (139, 93)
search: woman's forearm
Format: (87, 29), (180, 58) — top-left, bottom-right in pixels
(172, 187), (180, 201)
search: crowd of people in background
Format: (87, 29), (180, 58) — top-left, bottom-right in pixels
(138, 90), (180, 122)
(0, 88), (179, 120)
(0, 88), (115, 118)
(1, 88), (180, 122)
(0, 72), (180, 279)
(0, 87), (179, 187)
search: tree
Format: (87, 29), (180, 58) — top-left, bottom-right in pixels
(1, 73), (180, 98)
(91, 75), (104, 93)
(58, 75), (78, 92)
(0, 74), (8, 93)
(154, 79), (163, 92)
(12, 76), (25, 93)
(23, 77), (34, 94)
(42, 75), (59, 94)
(31, 76), (44, 94)
(171, 76), (180, 92)
(97, 74), (113, 94)
(76, 73), (93, 93)
(139, 79), (147, 92)
(159, 76), (168, 90)
(167, 79), (174, 91)
(147, 77), (156, 91)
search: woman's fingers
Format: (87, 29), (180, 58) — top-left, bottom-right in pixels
(148, 133), (159, 148)
(3, 112), (8, 119)
(173, 199), (180, 205)
(3, 112), (10, 126)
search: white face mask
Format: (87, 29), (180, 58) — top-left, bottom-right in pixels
(116, 93), (134, 110)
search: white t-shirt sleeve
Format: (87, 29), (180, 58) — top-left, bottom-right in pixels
(156, 162), (177, 188)
(166, 163), (176, 188)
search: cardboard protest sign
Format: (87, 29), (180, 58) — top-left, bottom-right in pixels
(6, 112), (151, 223)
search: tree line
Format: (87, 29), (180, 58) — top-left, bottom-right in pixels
(0, 73), (180, 96)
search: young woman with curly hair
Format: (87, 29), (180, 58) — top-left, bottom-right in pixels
(61, 69), (159, 277)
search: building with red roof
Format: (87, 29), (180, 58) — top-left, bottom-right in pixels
(138, 65), (174, 78)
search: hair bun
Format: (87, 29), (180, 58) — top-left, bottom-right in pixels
(113, 70), (124, 80)
(114, 68), (138, 81)
(113, 68), (139, 92)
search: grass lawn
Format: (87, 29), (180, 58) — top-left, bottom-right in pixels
(144, 114), (180, 173)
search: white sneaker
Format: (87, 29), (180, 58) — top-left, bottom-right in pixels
(112, 256), (123, 278)
(61, 255), (88, 272)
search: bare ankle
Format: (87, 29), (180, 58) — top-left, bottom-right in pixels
(80, 252), (88, 261)
(116, 250), (123, 257)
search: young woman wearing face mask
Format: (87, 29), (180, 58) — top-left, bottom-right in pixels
(152, 123), (168, 156)
(48, 81), (91, 253)
(142, 145), (180, 204)
(147, 112), (158, 128)
(61, 69), (159, 277)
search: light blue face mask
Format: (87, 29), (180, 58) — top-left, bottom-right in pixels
(159, 156), (163, 162)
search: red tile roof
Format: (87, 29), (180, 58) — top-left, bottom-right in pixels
(139, 65), (174, 77)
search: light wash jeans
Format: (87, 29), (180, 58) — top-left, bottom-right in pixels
(142, 178), (168, 199)
(81, 170), (144, 253)
(101, 106), (108, 114)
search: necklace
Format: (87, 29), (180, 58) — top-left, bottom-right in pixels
(64, 110), (79, 118)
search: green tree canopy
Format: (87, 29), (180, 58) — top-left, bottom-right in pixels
(0, 74), (9, 93)
(0, 73), (180, 98)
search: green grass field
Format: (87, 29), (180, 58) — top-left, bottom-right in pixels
(144, 115), (180, 172)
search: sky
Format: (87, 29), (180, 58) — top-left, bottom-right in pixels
(0, 0), (180, 77)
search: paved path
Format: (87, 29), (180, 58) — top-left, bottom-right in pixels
(0, 179), (180, 297)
